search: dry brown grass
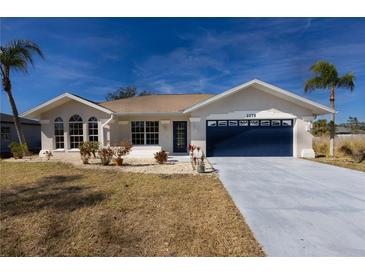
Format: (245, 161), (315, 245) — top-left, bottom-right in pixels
(0, 161), (264, 257)
(308, 157), (365, 172)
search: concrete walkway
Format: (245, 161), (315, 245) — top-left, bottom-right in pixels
(209, 157), (365, 256)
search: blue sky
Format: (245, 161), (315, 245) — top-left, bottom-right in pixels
(1, 18), (364, 122)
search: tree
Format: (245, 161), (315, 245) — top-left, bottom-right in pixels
(304, 61), (355, 157)
(139, 90), (153, 96)
(105, 85), (154, 100)
(0, 40), (44, 151)
(311, 119), (329, 136)
(347, 116), (359, 133)
(105, 85), (137, 100)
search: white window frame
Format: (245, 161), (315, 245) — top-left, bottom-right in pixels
(88, 117), (98, 142)
(131, 121), (159, 145)
(69, 115), (83, 149)
(54, 117), (64, 149)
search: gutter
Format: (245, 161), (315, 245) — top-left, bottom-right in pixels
(100, 114), (114, 147)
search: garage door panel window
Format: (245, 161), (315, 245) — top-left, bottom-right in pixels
(260, 120), (270, 126)
(218, 121), (227, 127)
(250, 120), (259, 126)
(239, 120), (248, 126)
(207, 121), (217, 127)
(271, 120), (281, 126)
(282, 120), (292, 126)
(229, 120), (238, 126)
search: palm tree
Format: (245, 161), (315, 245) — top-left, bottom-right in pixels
(304, 61), (355, 157)
(0, 40), (44, 150)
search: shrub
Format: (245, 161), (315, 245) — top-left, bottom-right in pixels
(98, 147), (114, 166)
(112, 140), (132, 166)
(79, 142), (94, 164)
(90, 141), (99, 158)
(313, 137), (329, 157)
(154, 150), (168, 164)
(9, 142), (28, 159)
(313, 136), (365, 162)
(336, 136), (365, 162)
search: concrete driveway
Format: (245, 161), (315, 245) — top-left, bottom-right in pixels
(209, 157), (365, 256)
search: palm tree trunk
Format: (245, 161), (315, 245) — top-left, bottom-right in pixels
(4, 89), (29, 152)
(329, 87), (335, 158)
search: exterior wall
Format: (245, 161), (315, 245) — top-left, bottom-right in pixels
(110, 115), (190, 154)
(0, 122), (41, 155)
(39, 100), (111, 151)
(189, 87), (315, 157)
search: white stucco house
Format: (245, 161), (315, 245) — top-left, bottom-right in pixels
(21, 79), (334, 158)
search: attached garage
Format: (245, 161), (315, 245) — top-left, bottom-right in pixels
(206, 119), (293, 157)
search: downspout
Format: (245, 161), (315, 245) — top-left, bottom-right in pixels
(101, 114), (114, 147)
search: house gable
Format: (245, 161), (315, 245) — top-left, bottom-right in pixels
(21, 92), (113, 120)
(183, 79), (334, 115)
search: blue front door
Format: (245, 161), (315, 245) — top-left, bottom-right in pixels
(206, 119), (293, 157)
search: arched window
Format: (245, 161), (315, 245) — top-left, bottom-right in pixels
(88, 117), (98, 142)
(54, 117), (64, 149)
(69, 115), (83, 149)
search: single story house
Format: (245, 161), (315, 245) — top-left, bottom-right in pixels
(21, 79), (334, 158)
(0, 112), (41, 157)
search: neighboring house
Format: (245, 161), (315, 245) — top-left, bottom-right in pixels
(0, 113), (41, 157)
(336, 126), (365, 137)
(21, 79), (334, 158)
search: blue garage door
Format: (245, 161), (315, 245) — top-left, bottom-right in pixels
(206, 119), (293, 157)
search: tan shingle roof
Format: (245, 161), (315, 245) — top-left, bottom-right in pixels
(98, 94), (214, 113)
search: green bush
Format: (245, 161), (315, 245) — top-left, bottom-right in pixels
(9, 142), (28, 159)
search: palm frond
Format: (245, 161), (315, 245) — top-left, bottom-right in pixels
(304, 77), (326, 92)
(0, 39), (44, 74)
(309, 60), (338, 86)
(338, 72), (355, 91)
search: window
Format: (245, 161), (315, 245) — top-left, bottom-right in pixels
(229, 120), (238, 126)
(272, 120), (281, 126)
(131, 121), (159, 145)
(1, 126), (10, 140)
(54, 117), (64, 149)
(218, 120), (227, 127)
(88, 117), (98, 142)
(207, 121), (217, 127)
(239, 120), (248, 126)
(260, 120), (270, 126)
(250, 120), (259, 126)
(282, 120), (292, 126)
(69, 115), (83, 149)
(146, 121), (159, 145)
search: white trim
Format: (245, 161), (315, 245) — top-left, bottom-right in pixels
(101, 114), (114, 147)
(114, 112), (181, 116)
(183, 79), (335, 114)
(20, 92), (113, 118)
(189, 117), (201, 122)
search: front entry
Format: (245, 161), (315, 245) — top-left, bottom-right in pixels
(173, 121), (187, 153)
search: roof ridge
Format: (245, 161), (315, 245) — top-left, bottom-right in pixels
(98, 93), (214, 104)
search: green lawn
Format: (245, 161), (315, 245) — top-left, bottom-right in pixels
(0, 161), (264, 256)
